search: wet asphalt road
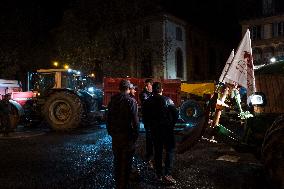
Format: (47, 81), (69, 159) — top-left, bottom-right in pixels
(0, 125), (270, 189)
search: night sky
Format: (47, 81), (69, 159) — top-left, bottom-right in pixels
(162, 0), (262, 46)
(0, 0), (262, 80)
(1, 0), (261, 48)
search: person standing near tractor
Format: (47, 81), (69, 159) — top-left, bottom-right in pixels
(139, 79), (154, 167)
(0, 94), (11, 136)
(142, 82), (178, 185)
(106, 79), (139, 189)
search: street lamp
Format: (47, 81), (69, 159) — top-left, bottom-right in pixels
(64, 64), (69, 69)
(53, 61), (59, 67)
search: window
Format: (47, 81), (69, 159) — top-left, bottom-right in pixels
(262, 0), (274, 15)
(251, 25), (262, 40)
(176, 27), (182, 41)
(143, 25), (150, 40)
(272, 22), (284, 37)
(278, 22), (284, 36)
(176, 48), (183, 78)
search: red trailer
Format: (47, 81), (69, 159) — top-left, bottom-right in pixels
(103, 77), (181, 107)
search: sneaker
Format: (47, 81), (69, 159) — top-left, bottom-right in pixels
(163, 175), (177, 185)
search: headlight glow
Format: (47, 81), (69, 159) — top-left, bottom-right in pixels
(88, 87), (94, 93)
(250, 94), (264, 105)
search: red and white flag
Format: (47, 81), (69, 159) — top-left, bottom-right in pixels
(221, 29), (255, 97)
(219, 49), (234, 84)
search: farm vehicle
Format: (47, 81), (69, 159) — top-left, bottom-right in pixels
(0, 79), (23, 131)
(188, 61), (284, 188)
(0, 69), (103, 131)
(103, 70), (283, 188)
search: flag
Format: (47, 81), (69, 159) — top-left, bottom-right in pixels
(221, 29), (255, 97)
(219, 49), (234, 84)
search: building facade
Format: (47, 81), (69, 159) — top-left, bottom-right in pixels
(130, 14), (225, 81)
(55, 10), (227, 82)
(130, 14), (187, 80)
(240, 0), (284, 66)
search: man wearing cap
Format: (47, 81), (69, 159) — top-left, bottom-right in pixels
(106, 79), (139, 189)
(129, 83), (137, 99)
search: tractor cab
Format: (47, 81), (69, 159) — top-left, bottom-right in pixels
(28, 69), (82, 96)
(25, 68), (103, 130)
(28, 69), (101, 97)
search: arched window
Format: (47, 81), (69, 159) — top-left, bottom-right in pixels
(176, 48), (183, 78)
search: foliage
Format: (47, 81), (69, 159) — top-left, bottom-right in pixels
(0, 0), (173, 82)
(52, 0), (173, 80)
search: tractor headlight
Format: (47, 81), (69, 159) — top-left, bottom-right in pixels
(249, 92), (266, 106)
(88, 87), (94, 93)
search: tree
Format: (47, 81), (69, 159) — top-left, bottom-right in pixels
(52, 0), (173, 81)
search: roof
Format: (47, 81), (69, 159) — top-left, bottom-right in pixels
(255, 61), (284, 75)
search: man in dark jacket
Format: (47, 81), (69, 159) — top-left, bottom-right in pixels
(139, 79), (154, 164)
(0, 94), (11, 136)
(142, 82), (178, 185)
(106, 79), (139, 189)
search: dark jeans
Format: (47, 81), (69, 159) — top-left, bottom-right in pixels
(153, 138), (175, 176)
(144, 124), (153, 161)
(112, 141), (135, 189)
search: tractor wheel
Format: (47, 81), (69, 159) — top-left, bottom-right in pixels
(261, 116), (284, 189)
(43, 91), (84, 130)
(176, 100), (207, 153)
(180, 99), (204, 124)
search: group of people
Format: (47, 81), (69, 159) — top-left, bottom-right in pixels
(106, 79), (178, 189)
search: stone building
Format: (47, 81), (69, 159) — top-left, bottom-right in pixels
(128, 13), (226, 81)
(240, 0), (284, 66)
(55, 10), (227, 82)
(128, 13), (187, 80)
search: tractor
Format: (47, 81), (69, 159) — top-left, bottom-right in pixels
(180, 61), (284, 188)
(10, 69), (103, 130)
(0, 79), (23, 131)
